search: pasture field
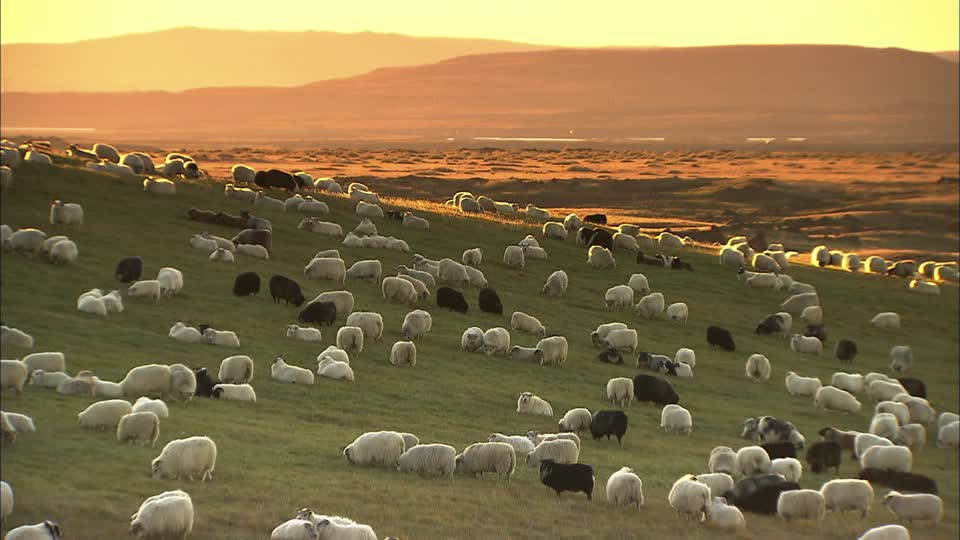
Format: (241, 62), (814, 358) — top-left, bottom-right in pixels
(1, 158), (958, 539)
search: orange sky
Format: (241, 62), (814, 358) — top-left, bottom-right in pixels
(2, 0), (958, 50)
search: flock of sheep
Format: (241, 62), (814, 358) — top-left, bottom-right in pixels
(0, 139), (958, 540)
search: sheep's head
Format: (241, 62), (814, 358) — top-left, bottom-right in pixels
(151, 458), (163, 479)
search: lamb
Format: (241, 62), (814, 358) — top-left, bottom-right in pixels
(202, 328), (240, 347)
(336, 326), (365, 356)
(889, 345), (913, 374)
(709, 447), (738, 474)
(745, 354), (771, 382)
(152, 435), (217, 481)
(606, 377), (634, 408)
(820, 478), (874, 517)
(588, 245), (616, 269)
(29, 369), (70, 389)
(317, 358), (355, 381)
(400, 309), (432, 340)
(502, 245), (525, 269)
(660, 404), (693, 435)
(117, 411), (160, 447)
(870, 412), (901, 440)
(557, 408), (593, 434)
(4, 521), (62, 540)
(790, 334), (822, 355)
(133, 397), (169, 418)
(815, 386), (861, 413)
(770, 457), (802, 483)
(119, 364), (172, 398)
(855, 433), (894, 459)
(78, 399), (134, 430)
(517, 392), (553, 416)
(5, 228), (46, 255)
(48, 200), (83, 226)
(668, 474), (711, 520)
(22, 352), (66, 373)
(156, 267), (183, 296)
(481, 327), (511, 357)
(869, 380), (907, 402)
(455, 441), (517, 480)
(542, 269), (568, 296)
(389, 341), (417, 367)
(271, 357), (315, 384)
(785, 371), (822, 397)
(311, 290), (354, 319)
(1, 325), (33, 349)
(128, 279), (162, 302)
(703, 497), (745, 531)
(777, 489), (825, 522)
(737, 446), (772, 476)
(343, 431), (406, 468)
(128, 491), (192, 540)
(212, 383), (256, 402)
(461, 327), (485, 352)
(832, 372), (865, 394)
(345, 312), (384, 342)
(536, 336), (568, 366)
(218, 355), (254, 384)
(304, 257), (346, 284)
(937, 421), (959, 449)
(381, 276), (418, 305)
(510, 311), (545, 338)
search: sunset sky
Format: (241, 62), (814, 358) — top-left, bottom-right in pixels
(2, 0), (957, 50)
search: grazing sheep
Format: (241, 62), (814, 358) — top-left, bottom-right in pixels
(4, 521), (62, 540)
(526, 438), (579, 468)
(857, 525), (911, 540)
(517, 392), (553, 416)
(389, 341), (417, 367)
(336, 326), (364, 356)
(156, 267), (183, 297)
(832, 372), (865, 394)
(398, 309), (432, 341)
(487, 433), (536, 455)
(781, 292), (819, 315)
(542, 221), (567, 240)
(0, 479), (11, 522)
(3, 412), (35, 434)
(461, 327), (484, 352)
(128, 279), (162, 302)
(806, 440), (842, 473)
(815, 386), (862, 414)
(117, 411), (160, 447)
(21, 352), (66, 374)
(770, 457), (802, 483)
(542, 269), (569, 296)
(462, 247), (483, 267)
(668, 474), (711, 521)
(777, 489), (825, 522)
(895, 423), (927, 451)
(478, 287), (503, 314)
(397, 274), (431, 300)
(1, 325), (33, 349)
(800, 305), (823, 326)
(855, 433), (894, 459)
(502, 245), (525, 270)
(556, 408), (593, 434)
(664, 302), (688, 325)
(606, 467), (644, 511)
(908, 279), (940, 295)
(454, 441), (517, 480)
(344, 312), (384, 342)
(709, 447), (738, 475)
(45, 238), (78, 264)
(746, 354), (771, 382)
(939, 412), (959, 430)
(703, 497), (745, 531)
(937, 421), (959, 449)
(588, 245), (616, 269)
(202, 328), (240, 347)
(869, 380), (907, 403)
(303, 257), (346, 285)
(133, 397), (169, 419)
(397, 443), (456, 477)
(317, 358), (355, 381)
(217, 355), (254, 385)
(591, 322), (627, 346)
(790, 334), (822, 355)
(510, 311), (545, 338)
(167, 364), (196, 401)
(785, 371), (822, 397)
(893, 394), (936, 425)
(481, 327), (511, 357)
(536, 336), (568, 366)
(382, 276), (418, 305)
(612, 232), (640, 253)
(355, 200), (384, 219)
(889, 345), (913, 374)
(818, 426), (859, 458)
(660, 404), (693, 435)
(737, 446), (772, 476)
(870, 412), (902, 441)
(602, 328), (638, 353)
(820, 479), (874, 517)
(78, 399), (133, 430)
(151, 436), (217, 481)
(118, 364), (172, 399)
(697, 473), (735, 499)
(706, 325), (736, 351)
(606, 377), (634, 408)
(563, 213), (583, 231)
(56, 371), (96, 397)
(657, 232), (684, 248)
(143, 177), (176, 195)
(343, 431), (406, 468)
(5, 228), (46, 255)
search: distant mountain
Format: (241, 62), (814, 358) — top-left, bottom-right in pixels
(2, 45), (957, 144)
(0, 27), (548, 92)
(934, 51), (959, 63)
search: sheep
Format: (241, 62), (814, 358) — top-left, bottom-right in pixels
(939, 412), (959, 430)
(776, 489), (825, 522)
(389, 341), (417, 367)
(143, 177), (176, 195)
(395, 443), (457, 477)
(790, 334), (822, 355)
(202, 328), (240, 347)
(770, 457), (802, 483)
(893, 394), (936, 425)
(211, 383), (257, 402)
(271, 518), (318, 540)
(709, 446), (738, 474)
(0, 479), (11, 523)
(317, 358), (355, 381)
(344, 312), (384, 342)
(398, 274), (430, 299)
(785, 371), (822, 397)
(752, 252), (781, 272)
(606, 377), (634, 408)
(128, 279), (162, 302)
(820, 479), (874, 517)
(481, 327), (511, 357)
(91, 376), (124, 398)
(168, 322), (202, 344)
(526, 204), (550, 221)
(437, 258), (470, 287)
(235, 243), (268, 260)
(343, 431), (405, 468)
(4, 521), (62, 540)
(525, 438), (579, 469)
(487, 433), (536, 456)
(303, 257), (346, 284)
(0, 325), (33, 349)
(156, 267), (183, 297)
(527, 432), (582, 450)
(503, 245), (525, 269)
(934, 264), (959, 282)
(587, 245), (616, 269)
(78, 399), (133, 430)
(308, 290), (354, 321)
(815, 386), (861, 414)
(507, 312), (545, 341)
(590, 322), (628, 347)
(462, 247), (483, 267)
(336, 326), (365, 356)
(817, 426), (858, 458)
(522, 245), (549, 261)
(3, 412), (35, 434)
(855, 433), (894, 459)
(284, 324), (321, 344)
(150, 436), (217, 482)
(737, 446), (772, 476)
(382, 276), (418, 305)
(603, 285), (633, 310)
(167, 364), (196, 402)
(536, 336), (568, 366)
(908, 279), (940, 295)
(696, 473), (735, 500)
(284, 194), (306, 212)
(857, 525), (912, 540)
(117, 411), (160, 447)
(657, 231), (684, 248)
(400, 309), (432, 340)
(217, 355), (254, 385)
(832, 372), (865, 394)
(870, 412), (901, 441)
(24, 150), (53, 165)
(660, 404), (693, 435)
(889, 345), (913, 374)
(703, 497), (745, 531)
(612, 232), (640, 253)
(745, 354), (771, 382)
(117, 364), (172, 399)
(397, 264), (437, 288)
(662, 303), (688, 325)
(668, 474), (711, 521)
(353, 217), (378, 237)
(451, 441), (516, 481)
(896, 378), (927, 399)
(271, 357), (315, 385)
(132, 396), (169, 419)
(517, 392), (553, 416)
(297, 197), (329, 214)
(29, 369), (69, 389)
(895, 423), (927, 451)
(604, 467), (644, 511)
(937, 421), (959, 449)
(56, 371), (97, 397)
(633, 292), (665, 320)
(317, 345), (350, 365)
(45, 238), (78, 264)
(298, 218), (342, 236)
(869, 380), (907, 403)
(355, 200), (384, 219)
(601, 328), (638, 353)
(542, 269), (568, 296)
(461, 327), (485, 352)
(556, 408), (593, 434)
(800, 305), (823, 327)
(861, 445), (913, 474)
(48, 200), (84, 227)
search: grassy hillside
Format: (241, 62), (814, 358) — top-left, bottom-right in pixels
(1, 159), (958, 539)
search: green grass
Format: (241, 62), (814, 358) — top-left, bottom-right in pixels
(1, 158), (958, 540)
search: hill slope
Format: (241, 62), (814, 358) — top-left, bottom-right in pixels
(2, 45), (957, 144)
(0, 159), (958, 539)
(0, 27), (548, 92)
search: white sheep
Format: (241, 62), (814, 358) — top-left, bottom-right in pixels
(397, 274), (430, 299)
(461, 327), (485, 352)
(908, 279), (940, 295)
(542, 269), (568, 296)
(894, 423), (927, 451)
(354, 217), (378, 236)
(510, 311), (545, 338)
(536, 336), (568, 366)
(860, 445), (912, 472)
(400, 309), (432, 340)
(48, 200), (84, 226)
(190, 234), (218, 252)
(602, 328), (638, 352)
(344, 431), (405, 467)
(525, 438), (578, 467)
(381, 276), (417, 305)
(271, 357), (315, 384)
(745, 353), (771, 382)
(869, 380), (907, 402)
(658, 232), (684, 248)
(4, 521), (63, 540)
(703, 497), (745, 531)
(800, 305), (823, 326)
(208, 247), (235, 263)
(455, 441), (517, 480)
(29, 369), (69, 389)
(612, 232), (640, 253)
(402, 212), (430, 230)
(482, 327), (511, 357)
(310, 290), (354, 320)
(225, 183), (257, 202)
(3, 412), (35, 433)
(298, 218), (342, 236)
(21, 352), (65, 375)
(542, 222), (567, 240)
(527, 432), (581, 449)
(119, 364), (172, 398)
(606, 467), (644, 511)
(633, 292), (665, 319)
(345, 312), (384, 342)
(790, 334), (822, 355)
(503, 245), (525, 269)
(77, 295), (107, 315)
(128, 280), (162, 302)
(517, 392), (553, 416)
(46, 238), (78, 264)
(770, 457), (802, 482)
(462, 247), (483, 267)
(152, 436), (217, 481)
(832, 372), (865, 394)
(557, 408), (592, 434)
(938, 412), (959, 430)
(857, 525), (910, 540)
(438, 258), (470, 287)
(753, 252), (781, 272)
(0, 479), (11, 523)
(854, 433), (894, 459)
(304, 257), (346, 284)
(709, 446), (738, 474)
(522, 245), (548, 261)
(284, 194), (305, 212)
(562, 213), (582, 231)
(588, 245), (616, 269)
(237, 243), (269, 259)
(519, 235), (540, 248)
(389, 341), (417, 367)
(668, 474), (711, 520)
(665, 302), (688, 325)
(200, 328), (240, 348)
(605, 285), (634, 310)
(133, 397), (169, 418)
(870, 312), (901, 329)
(397, 443), (456, 477)
(0, 325), (33, 348)
(893, 394), (936, 425)
(889, 345), (913, 374)
(286, 324), (322, 343)
(693, 473), (733, 500)
(870, 412), (901, 440)
(5, 228), (46, 255)
(156, 267), (183, 296)
(166, 322), (201, 344)
(487, 433), (535, 455)
(785, 371), (822, 397)
(335, 326), (364, 356)
(781, 292), (819, 315)
(317, 357), (354, 381)
(815, 385), (862, 414)
(117, 411), (160, 447)
(355, 200), (384, 219)
(660, 404), (693, 435)
(78, 399), (133, 430)
(143, 177), (176, 195)
(218, 355), (254, 385)
(937, 421), (959, 449)
(820, 478), (874, 517)
(719, 247), (747, 268)
(736, 446), (771, 476)
(253, 191), (285, 212)
(777, 489), (825, 522)
(606, 377), (634, 407)
(271, 518), (320, 540)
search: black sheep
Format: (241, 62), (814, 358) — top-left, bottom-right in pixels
(298, 301), (337, 326)
(587, 229), (613, 250)
(596, 350), (623, 364)
(232, 272), (260, 296)
(114, 256), (143, 283)
(896, 377), (927, 399)
(186, 208), (218, 223)
(478, 287), (503, 315)
(805, 441), (842, 473)
(835, 339), (858, 363)
(670, 257), (693, 271)
(706, 325), (736, 351)
(805, 324), (828, 343)
(583, 213), (607, 225)
(385, 210), (404, 221)
(589, 410), (628, 444)
(760, 441), (796, 459)
(723, 475), (800, 514)
(858, 468), (938, 494)
(539, 460), (594, 500)
(255, 168), (297, 191)
(577, 227), (596, 246)
(632, 374), (679, 405)
(193, 367), (218, 398)
(269, 275), (305, 306)
(184, 161), (201, 178)
(214, 212), (246, 228)
(756, 314), (786, 336)
(437, 287), (468, 314)
(231, 229), (272, 254)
